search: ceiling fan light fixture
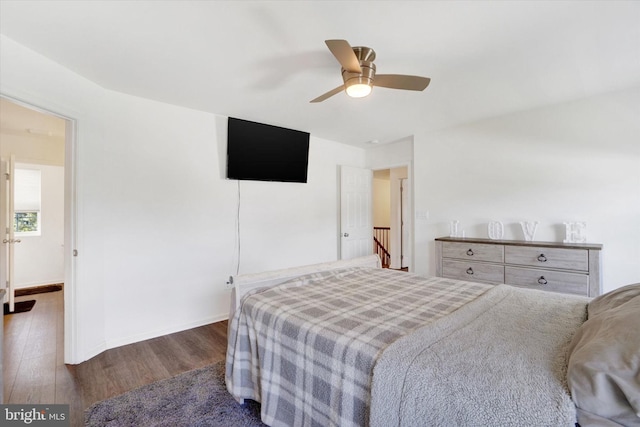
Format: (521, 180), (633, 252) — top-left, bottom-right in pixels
(343, 61), (375, 99)
(345, 81), (372, 98)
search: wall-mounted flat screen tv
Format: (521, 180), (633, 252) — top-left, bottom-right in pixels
(226, 117), (310, 183)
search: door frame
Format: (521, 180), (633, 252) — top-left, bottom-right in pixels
(400, 177), (409, 269)
(1, 156), (16, 312)
(372, 162), (413, 272)
(0, 94), (78, 363)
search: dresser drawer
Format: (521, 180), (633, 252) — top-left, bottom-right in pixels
(504, 246), (588, 271)
(436, 237), (602, 297)
(442, 260), (504, 284)
(442, 242), (504, 263)
(505, 267), (588, 296)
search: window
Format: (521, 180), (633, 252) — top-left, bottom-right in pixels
(14, 168), (42, 236)
(15, 211), (39, 232)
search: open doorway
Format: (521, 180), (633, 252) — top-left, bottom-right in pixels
(1, 98), (67, 363)
(1, 97), (65, 300)
(373, 166), (410, 270)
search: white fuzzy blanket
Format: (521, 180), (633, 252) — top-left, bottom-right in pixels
(370, 284), (589, 427)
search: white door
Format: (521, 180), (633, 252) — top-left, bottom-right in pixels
(340, 166), (373, 260)
(1, 155), (17, 311)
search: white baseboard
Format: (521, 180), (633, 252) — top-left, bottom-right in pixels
(103, 312), (230, 354)
(77, 341), (109, 366)
(14, 280), (64, 290)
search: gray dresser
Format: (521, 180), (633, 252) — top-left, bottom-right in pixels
(435, 237), (603, 297)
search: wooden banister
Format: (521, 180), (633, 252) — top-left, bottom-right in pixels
(373, 227), (391, 267)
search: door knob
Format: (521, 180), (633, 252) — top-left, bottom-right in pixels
(343, 232), (349, 237)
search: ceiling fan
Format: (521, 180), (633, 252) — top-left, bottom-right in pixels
(310, 39), (431, 103)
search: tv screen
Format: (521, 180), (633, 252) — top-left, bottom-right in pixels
(226, 117), (310, 183)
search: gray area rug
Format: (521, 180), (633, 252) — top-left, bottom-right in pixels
(85, 361), (265, 426)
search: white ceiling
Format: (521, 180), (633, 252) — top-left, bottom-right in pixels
(1, 1), (639, 148)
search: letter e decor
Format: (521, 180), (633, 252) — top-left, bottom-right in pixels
(564, 222), (587, 243)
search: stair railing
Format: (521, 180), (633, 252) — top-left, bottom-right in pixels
(373, 227), (391, 267)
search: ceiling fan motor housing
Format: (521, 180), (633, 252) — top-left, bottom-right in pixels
(342, 46), (377, 88)
(342, 61), (376, 88)
(352, 46), (376, 62)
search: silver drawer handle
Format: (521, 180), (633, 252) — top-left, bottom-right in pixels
(538, 276), (548, 285)
(537, 254), (547, 262)
(466, 249), (474, 256)
(466, 267), (474, 275)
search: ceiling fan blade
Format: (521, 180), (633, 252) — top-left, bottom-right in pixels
(310, 85), (345, 103)
(325, 39), (362, 73)
(374, 74), (431, 91)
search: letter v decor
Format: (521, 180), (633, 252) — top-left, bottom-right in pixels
(520, 221), (539, 241)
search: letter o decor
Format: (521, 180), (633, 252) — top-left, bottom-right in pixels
(487, 221), (504, 240)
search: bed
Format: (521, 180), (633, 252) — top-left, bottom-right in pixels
(226, 255), (640, 427)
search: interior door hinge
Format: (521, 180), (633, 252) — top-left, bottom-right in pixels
(73, 249), (78, 257)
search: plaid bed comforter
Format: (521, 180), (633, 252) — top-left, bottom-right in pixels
(225, 267), (492, 427)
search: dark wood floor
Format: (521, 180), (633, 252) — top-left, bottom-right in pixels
(3, 290), (229, 427)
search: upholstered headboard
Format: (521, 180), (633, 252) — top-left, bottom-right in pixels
(229, 254), (381, 318)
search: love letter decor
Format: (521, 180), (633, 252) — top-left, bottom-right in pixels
(487, 221), (504, 240)
(520, 221), (539, 241)
(564, 221), (587, 243)
(449, 220), (460, 237)
(449, 221), (464, 239)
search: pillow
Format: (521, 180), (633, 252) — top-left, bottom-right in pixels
(588, 282), (640, 318)
(567, 285), (640, 426)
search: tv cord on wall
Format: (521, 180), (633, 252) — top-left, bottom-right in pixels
(235, 180), (241, 276)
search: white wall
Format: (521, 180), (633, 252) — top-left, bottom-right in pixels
(13, 163), (65, 288)
(367, 137), (413, 170)
(1, 35), (366, 362)
(413, 87), (640, 292)
(373, 176), (390, 228)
